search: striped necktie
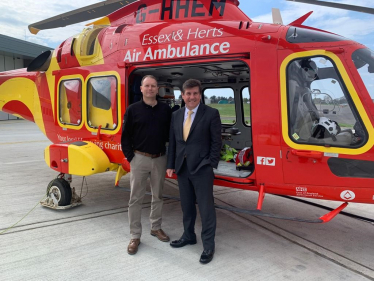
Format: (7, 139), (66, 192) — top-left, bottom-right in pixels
(183, 110), (193, 141)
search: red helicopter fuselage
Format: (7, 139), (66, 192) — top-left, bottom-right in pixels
(1, 0), (374, 210)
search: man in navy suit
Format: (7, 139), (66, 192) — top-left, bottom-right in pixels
(166, 79), (221, 264)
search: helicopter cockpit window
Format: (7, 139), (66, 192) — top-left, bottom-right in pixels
(204, 88), (236, 125)
(287, 56), (367, 148)
(59, 79), (82, 126)
(352, 48), (374, 104)
(87, 76), (118, 130)
(241, 87), (251, 126)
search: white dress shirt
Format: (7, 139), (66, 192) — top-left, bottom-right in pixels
(183, 104), (200, 126)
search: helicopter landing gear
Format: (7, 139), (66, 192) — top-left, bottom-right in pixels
(40, 174), (82, 209)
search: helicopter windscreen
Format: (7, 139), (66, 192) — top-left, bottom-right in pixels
(287, 56), (367, 147)
(352, 48), (374, 102)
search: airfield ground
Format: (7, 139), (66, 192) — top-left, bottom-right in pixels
(0, 120), (373, 280)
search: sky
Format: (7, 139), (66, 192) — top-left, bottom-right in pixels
(0, 0), (374, 49)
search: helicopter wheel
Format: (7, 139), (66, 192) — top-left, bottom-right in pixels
(46, 178), (72, 206)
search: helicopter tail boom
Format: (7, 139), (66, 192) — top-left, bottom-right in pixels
(0, 70), (46, 134)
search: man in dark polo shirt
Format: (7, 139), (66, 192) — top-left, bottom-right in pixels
(121, 75), (172, 255)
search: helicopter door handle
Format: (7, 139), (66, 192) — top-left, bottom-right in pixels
(291, 150), (323, 159)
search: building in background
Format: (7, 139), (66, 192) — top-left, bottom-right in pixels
(0, 34), (53, 121)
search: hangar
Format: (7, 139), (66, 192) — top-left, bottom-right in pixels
(0, 34), (53, 121)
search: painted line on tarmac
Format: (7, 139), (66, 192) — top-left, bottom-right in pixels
(0, 199), (177, 235)
(2, 160), (45, 165)
(214, 197), (374, 280)
(0, 120), (26, 125)
(0, 140), (50, 145)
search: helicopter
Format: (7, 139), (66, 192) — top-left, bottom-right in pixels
(0, 0), (374, 223)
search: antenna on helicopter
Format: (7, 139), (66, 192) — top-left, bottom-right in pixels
(287, 0), (374, 15)
(28, 0), (138, 34)
(272, 8), (284, 25)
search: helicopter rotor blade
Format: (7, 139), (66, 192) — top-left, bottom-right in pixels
(286, 0), (374, 15)
(28, 0), (138, 34)
(272, 8), (284, 25)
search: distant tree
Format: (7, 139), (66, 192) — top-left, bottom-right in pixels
(210, 95), (217, 103)
(243, 98), (249, 103)
(313, 98), (322, 104)
(323, 95), (332, 104)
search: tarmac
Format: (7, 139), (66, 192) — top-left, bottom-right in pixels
(1, 120), (374, 281)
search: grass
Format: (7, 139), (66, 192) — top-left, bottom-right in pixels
(208, 103), (251, 125)
(208, 104), (236, 117)
(208, 103), (251, 117)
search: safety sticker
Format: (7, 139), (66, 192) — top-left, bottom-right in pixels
(257, 157), (276, 166)
(340, 190), (355, 201)
(292, 133), (300, 140)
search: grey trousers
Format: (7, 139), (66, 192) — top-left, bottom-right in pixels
(128, 153), (167, 239)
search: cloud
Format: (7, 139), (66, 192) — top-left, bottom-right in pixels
(0, 0), (103, 48)
(251, 0), (374, 43)
(1, 0), (374, 49)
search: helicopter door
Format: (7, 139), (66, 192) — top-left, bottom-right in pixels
(280, 54), (369, 187)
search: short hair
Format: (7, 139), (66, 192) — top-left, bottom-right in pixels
(182, 79), (202, 94)
(141, 75), (158, 86)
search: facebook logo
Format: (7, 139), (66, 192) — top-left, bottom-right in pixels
(257, 157), (276, 166)
(257, 157), (266, 165)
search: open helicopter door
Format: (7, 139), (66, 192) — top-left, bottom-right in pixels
(125, 55), (255, 187)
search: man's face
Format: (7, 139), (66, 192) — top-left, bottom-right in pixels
(182, 86), (201, 110)
(140, 77), (158, 99)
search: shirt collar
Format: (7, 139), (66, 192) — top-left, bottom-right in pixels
(185, 104), (199, 116)
(142, 99), (158, 108)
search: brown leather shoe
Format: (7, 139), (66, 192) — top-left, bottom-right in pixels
(127, 239), (140, 255)
(150, 229), (170, 242)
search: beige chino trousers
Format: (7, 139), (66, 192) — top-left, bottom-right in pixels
(128, 153), (167, 239)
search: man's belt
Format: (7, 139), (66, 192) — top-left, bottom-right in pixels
(134, 150), (165, 158)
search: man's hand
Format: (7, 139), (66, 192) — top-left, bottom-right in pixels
(166, 169), (175, 177)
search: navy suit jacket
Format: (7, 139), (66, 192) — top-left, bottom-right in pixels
(167, 104), (222, 175)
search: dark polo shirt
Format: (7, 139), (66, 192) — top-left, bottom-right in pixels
(121, 100), (172, 162)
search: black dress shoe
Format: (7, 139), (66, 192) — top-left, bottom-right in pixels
(199, 249), (215, 264)
(170, 238), (197, 248)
